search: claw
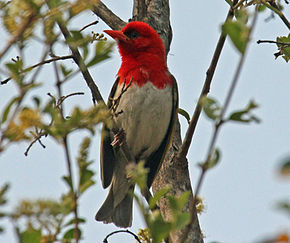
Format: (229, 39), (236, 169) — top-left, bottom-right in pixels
(111, 129), (126, 147)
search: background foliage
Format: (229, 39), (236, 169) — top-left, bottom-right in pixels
(0, 0), (289, 242)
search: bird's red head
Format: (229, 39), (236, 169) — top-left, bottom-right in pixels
(104, 21), (166, 63)
(104, 21), (171, 88)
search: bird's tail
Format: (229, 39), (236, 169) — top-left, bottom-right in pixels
(95, 179), (134, 228)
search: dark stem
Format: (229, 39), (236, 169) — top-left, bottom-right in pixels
(177, 4), (237, 159)
(52, 53), (80, 242)
(103, 230), (141, 243)
(92, 1), (126, 30)
(63, 136), (80, 243)
(181, 4), (259, 243)
(257, 40), (290, 46)
(1, 55), (73, 85)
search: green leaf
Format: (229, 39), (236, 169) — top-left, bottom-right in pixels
(149, 187), (170, 209)
(79, 169), (94, 185)
(60, 64), (73, 77)
(1, 97), (19, 123)
(222, 20), (250, 53)
(200, 96), (220, 120)
(167, 191), (190, 212)
(225, 0), (233, 6)
(279, 157), (290, 177)
(208, 148), (221, 169)
(234, 8), (248, 24)
(276, 34), (290, 63)
(178, 108), (190, 124)
(20, 228), (41, 243)
(63, 228), (81, 240)
(79, 178), (95, 194)
(258, 4), (266, 12)
(228, 100), (260, 123)
(175, 212), (190, 229)
(276, 201), (290, 216)
(64, 217), (86, 227)
(0, 183), (10, 205)
(32, 96), (41, 108)
(199, 148), (221, 170)
(62, 176), (73, 190)
(176, 191), (191, 210)
(87, 41), (113, 67)
(148, 214), (171, 243)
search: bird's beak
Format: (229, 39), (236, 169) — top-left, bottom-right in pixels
(104, 30), (128, 43)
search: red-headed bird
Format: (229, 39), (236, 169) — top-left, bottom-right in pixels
(95, 21), (178, 228)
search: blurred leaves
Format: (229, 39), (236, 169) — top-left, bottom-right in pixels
(279, 157), (290, 177)
(200, 96), (221, 121)
(275, 34), (290, 62)
(77, 137), (95, 194)
(276, 201), (290, 217)
(199, 148), (221, 170)
(222, 7), (250, 54)
(132, 163), (191, 243)
(0, 183), (10, 234)
(227, 100), (260, 123)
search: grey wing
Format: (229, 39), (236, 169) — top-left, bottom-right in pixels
(100, 78), (119, 188)
(145, 74), (179, 188)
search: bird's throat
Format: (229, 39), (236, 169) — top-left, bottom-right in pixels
(117, 54), (172, 89)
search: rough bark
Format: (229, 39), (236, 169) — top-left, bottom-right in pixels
(93, 1), (204, 242)
(132, 1), (203, 242)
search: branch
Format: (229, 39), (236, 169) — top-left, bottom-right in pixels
(103, 230), (141, 243)
(257, 39), (290, 46)
(92, 1), (126, 30)
(261, 0), (290, 30)
(177, 3), (237, 159)
(80, 20), (99, 32)
(1, 55), (73, 85)
(181, 5), (260, 243)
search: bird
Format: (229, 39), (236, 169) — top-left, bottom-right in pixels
(95, 21), (178, 228)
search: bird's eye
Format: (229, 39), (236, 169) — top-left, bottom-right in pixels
(124, 30), (140, 39)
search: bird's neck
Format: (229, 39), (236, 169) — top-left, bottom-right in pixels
(117, 53), (172, 89)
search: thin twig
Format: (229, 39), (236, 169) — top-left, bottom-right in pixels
(52, 57), (80, 242)
(257, 40), (290, 46)
(110, 78), (133, 115)
(181, 4), (259, 243)
(103, 229), (141, 243)
(1, 55), (73, 85)
(24, 130), (47, 156)
(261, 0), (290, 29)
(92, 1), (126, 30)
(56, 92), (85, 108)
(63, 136), (80, 243)
(232, 0), (248, 9)
(80, 20), (99, 32)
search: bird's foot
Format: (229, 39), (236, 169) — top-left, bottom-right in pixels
(111, 129), (126, 147)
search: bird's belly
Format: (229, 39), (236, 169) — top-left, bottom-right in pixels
(113, 82), (172, 160)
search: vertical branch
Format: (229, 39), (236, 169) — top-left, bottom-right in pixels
(63, 136), (80, 243)
(52, 58), (79, 242)
(178, 2), (237, 160)
(181, 5), (260, 243)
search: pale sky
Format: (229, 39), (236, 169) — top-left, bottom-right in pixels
(0, 1), (290, 243)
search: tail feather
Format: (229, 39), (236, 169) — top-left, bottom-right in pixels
(95, 184), (134, 228)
